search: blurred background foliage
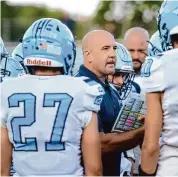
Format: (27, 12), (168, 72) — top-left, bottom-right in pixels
(1, 1), (162, 42)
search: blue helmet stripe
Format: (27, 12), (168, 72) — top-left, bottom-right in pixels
(34, 20), (43, 39)
(39, 19), (48, 38)
(44, 19), (52, 30)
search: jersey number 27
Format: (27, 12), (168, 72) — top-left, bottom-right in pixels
(8, 93), (73, 151)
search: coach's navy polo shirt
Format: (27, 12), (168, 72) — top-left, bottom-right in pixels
(75, 65), (122, 176)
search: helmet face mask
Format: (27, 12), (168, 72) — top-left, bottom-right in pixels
(112, 71), (135, 100)
(109, 42), (135, 100)
(22, 18), (76, 75)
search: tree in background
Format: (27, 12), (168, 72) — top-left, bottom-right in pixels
(93, 1), (162, 38)
(1, 1), (74, 41)
(1, 1), (162, 41)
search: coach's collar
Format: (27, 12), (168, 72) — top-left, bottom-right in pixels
(78, 65), (110, 90)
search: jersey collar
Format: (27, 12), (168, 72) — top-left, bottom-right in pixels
(78, 65), (110, 90)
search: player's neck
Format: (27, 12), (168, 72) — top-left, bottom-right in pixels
(34, 70), (62, 76)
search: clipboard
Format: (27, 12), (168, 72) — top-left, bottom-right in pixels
(112, 93), (146, 132)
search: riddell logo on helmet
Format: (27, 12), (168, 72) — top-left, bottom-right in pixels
(26, 59), (51, 66)
(122, 66), (132, 70)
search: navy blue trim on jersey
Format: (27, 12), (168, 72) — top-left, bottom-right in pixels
(83, 78), (99, 86)
(131, 81), (141, 94)
(74, 65), (122, 175)
(75, 65), (110, 89)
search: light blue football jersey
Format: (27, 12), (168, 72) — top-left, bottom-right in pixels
(142, 49), (178, 175)
(0, 75), (104, 176)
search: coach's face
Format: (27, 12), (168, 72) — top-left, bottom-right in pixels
(89, 32), (117, 77)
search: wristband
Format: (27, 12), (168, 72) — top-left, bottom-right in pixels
(138, 165), (156, 176)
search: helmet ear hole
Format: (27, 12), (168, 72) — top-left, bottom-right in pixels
(67, 54), (72, 60)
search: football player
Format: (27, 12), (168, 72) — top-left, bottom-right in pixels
(1, 18), (103, 176)
(108, 42), (135, 100)
(140, 1), (178, 175)
(108, 42), (136, 176)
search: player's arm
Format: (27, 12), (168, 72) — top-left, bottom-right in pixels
(99, 126), (144, 153)
(140, 92), (163, 175)
(82, 112), (103, 176)
(1, 127), (13, 176)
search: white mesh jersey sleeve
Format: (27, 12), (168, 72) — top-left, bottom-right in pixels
(0, 76), (27, 128)
(77, 77), (105, 112)
(73, 77), (105, 128)
(141, 55), (165, 93)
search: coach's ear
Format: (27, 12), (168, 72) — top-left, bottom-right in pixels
(83, 49), (92, 63)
